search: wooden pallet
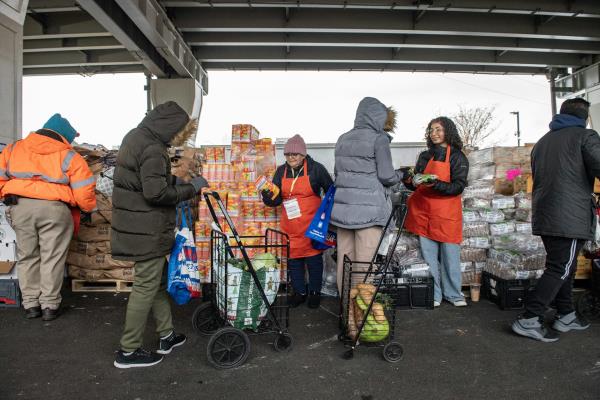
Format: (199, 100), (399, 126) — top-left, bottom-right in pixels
(71, 279), (133, 293)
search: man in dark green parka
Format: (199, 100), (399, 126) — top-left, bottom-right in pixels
(112, 101), (207, 368)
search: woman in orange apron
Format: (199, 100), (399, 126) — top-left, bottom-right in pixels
(403, 117), (469, 307)
(261, 135), (333, 308)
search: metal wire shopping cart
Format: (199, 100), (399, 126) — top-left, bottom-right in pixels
(191, 191), (293, 369)
(338, 190), (411, 363)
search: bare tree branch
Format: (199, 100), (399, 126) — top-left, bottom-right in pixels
(452, 105), (498, 148)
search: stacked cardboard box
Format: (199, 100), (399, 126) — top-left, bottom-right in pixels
(195, 125), (281, 282)
(467, 146), (533, 196)
(67, 147), (134, 282)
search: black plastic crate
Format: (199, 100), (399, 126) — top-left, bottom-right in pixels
(482, 271), (537, 310)
(380, 276), (434, 310)
(0, 279), (21, 308)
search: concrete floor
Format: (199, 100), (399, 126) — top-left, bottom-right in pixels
(1, 288), (599, 400)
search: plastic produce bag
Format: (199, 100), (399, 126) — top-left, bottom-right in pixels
(515, 208), (532, 222)
(492, 233), (544, 252)
(460, 247), (488, 262)
(479, 209), (505, 223)
(514, 192), (532, 209)
(461, 237), (491, 249)
(463, 210), (481, 223)
(583, 204), (600, 258)
(502, 208), (517, 220)
(492, 196), (516, 210)
(462, 182), (495, 200)
(321, 249), (338, 296)
(463, 222), (489, 238)
(393, 233), (420, 252)
(464, 198), (492, 209)
(167, 205), (201, 305)
(489, 221), (515, 236)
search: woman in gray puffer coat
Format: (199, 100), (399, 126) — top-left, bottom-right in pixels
(331, 97), (402, 293)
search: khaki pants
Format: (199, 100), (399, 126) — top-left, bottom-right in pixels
(119, 256), (173, 352)
(336, 226), (383, 294)
(11, 198), (73, 310)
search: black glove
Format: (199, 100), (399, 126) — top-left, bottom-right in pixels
(261, 189), (275, 202)
(190, 176), (209, 193)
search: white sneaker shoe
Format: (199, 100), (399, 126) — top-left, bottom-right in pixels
(433, 301), (441, 307)
(452, 299), (467, 307)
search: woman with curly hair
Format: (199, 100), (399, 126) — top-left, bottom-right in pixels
(403, 116), (469, 307)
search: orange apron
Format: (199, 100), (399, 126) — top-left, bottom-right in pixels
(404, 146), (463, 244)
(280, 159), (323, 259)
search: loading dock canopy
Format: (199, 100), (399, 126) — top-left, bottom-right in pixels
(23, 0), (600, 78)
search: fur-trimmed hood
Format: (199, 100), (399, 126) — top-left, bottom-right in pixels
(353, 97), (396, 136)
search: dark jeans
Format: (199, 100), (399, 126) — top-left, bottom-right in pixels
(525, 236), (585, 319)
(288, 254), (324, 294)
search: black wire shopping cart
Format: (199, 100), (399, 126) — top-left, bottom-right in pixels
(191, 191), (293, 369)
(338, 190), (411, 363)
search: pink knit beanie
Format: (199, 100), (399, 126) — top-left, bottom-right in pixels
(284, 134), (307, 156)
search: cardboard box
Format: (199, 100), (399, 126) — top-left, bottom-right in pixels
(594, 178), (600, 193)
(0, 261), (15, 274)
(0, 224), (17, 243)
(576, 255), (592, 279)
(0, 242), (16, 262)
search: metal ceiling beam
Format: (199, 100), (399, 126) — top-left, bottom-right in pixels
(115, 0), (208, 94)
(172, 8), (600, 41)
(23, 10), (109, 38)
(184, 32), (600, 54)
(23, 49), (142, 68)
(23, 36), (124, 52)
(28, 0), (80, 13)
(161, 0), (600, 19)
(77, 0), (171, 78)
(201, 61), (547, 75)
(23, 64), (146, 76)
(193, 46), (587, 68)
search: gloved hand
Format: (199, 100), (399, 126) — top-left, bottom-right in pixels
(189, 176), (209, 193)
(261, 189), (275, 202)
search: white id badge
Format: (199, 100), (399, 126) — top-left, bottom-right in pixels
(283, 198), (302, 220)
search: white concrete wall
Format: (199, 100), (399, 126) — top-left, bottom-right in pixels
(0, 0), (27, 145)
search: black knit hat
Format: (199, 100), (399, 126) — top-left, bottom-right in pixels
(560, 98), (590, 120)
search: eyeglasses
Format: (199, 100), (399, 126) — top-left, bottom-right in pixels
(284, 153), (302, 158)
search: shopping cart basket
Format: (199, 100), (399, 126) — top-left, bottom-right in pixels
(338, 190), (410, 362)
(191, 191), (293, 369)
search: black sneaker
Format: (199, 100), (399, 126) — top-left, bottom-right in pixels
(307, 291), (321, 309)
(157, 332), (187, 355)
(25, 306), (42, 319)
(114, 348), (163, 369)
(511, 315), (559, 343)
(289, 292), (307, 308)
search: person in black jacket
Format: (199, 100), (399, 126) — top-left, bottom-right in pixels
(112, 102), (208, 368)
(261, 134), (333, 308)
(403, 117), (469, 307)
(512, 98), (600, 342)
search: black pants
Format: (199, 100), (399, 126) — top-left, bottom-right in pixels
(525, 236), (585, 319)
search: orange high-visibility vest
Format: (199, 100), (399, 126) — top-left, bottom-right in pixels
(0, 131), (96, 212)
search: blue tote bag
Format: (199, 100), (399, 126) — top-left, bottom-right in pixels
(305, 185), (337, 249)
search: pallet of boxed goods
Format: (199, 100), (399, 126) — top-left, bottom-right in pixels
(71, 279), (133, 293)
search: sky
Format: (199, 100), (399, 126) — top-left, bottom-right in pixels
(22, 70), (554, 149)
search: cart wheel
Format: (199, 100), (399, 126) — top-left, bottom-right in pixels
(383, 341), (404, 363)
(576, 292), (600, 319)
(273, 333), (294, 352)
(192, 302), (222, 336)
(206, 327), (251, 369)
(342, 349), (354, 360)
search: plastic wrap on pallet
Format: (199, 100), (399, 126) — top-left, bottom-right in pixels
(461, 236), (491, 249)
(463, 221), (489, 237)
(491, 233), (544, 252)
(479, 209), (505, 223)
(467, 148), (495, 165)
(462, 182), (495, 200)
(489, 221), (516, 236)
(492, 196), (516, 209)
(463, 209), (481, 223)
(515, 222), (533, 234)
(502, 208), (517, 220)
(468, 164), (495, 181)
(515, 208), (532, 222)
(484, 259), (544, 280)
(463, 198), (492, 209)
(488, 248), (546, 270)
(393, 234), (420, 252)
(460, 247), (488, 262)
(514, 192), (532, 209)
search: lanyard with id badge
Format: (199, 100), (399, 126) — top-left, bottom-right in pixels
(283, 165), (304, 220)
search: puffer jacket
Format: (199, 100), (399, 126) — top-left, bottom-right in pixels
(0, 130), (96, 212)
(111, 102), (197, 261)
(331, 97), (402, 229)
(532, 113), (600, 240)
